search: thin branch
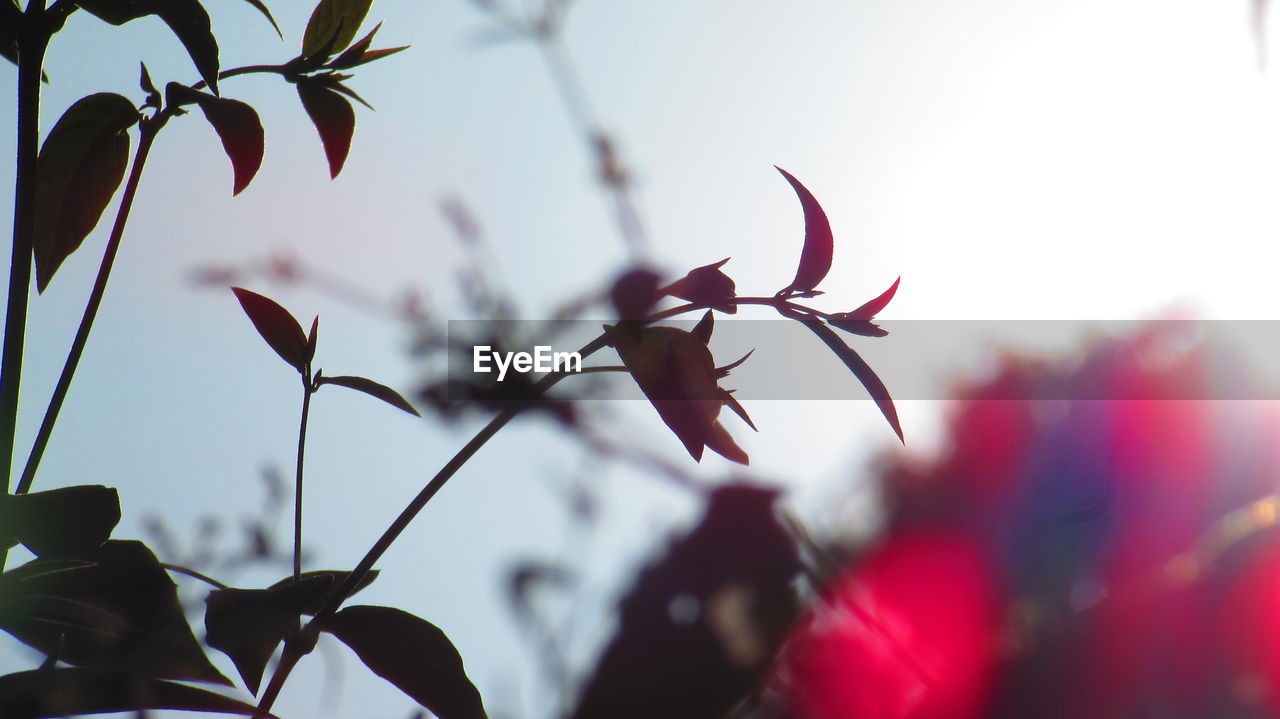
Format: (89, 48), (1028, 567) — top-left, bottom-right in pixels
(161, 562), (229, 589)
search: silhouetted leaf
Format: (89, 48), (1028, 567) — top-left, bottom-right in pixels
(796, 317), (903, 443)
(33, 93), (138, 292)
(297, 78), (355, 178)
(231, 287), (310, 372)
(0, 485), (120, 558)
(139, 62), (157, 95)
(0, 668), (267, 718)
(236, 0), (282, 39)
(318, 375), (420, 416)
(329, 21), (381, 68)
(205, 575), (333, 693)
(0, 0), (18, 47)
(608, 326), (749, 464)
(845, 276), (900, 321)
(77, 0), (220, 94)
(0, 540), (230, 683)
(266, 569), (379, 614)
(333, 44), (408, 70)
(301, 0), (373, 60)
(306, 316), (318, 362)
(186, 91), (264, 195)
(721, 390), (756, 432)
(714, 350), (753, 380)
(774, 166), (833, 297)
(826, 317), (888, 337)
(321, 605), (488, 719)
(570, 485), (801, 719)
(692, 311), (714, 345)
(661, 258), (736, 313)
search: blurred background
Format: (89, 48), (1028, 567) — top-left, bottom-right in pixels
(4, 0), (1280, 717)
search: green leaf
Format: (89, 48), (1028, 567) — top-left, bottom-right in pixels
(321, 605), (488, 719)
(317, 375), (419, 416)
(0, 540), (230, 684)
(0, 485), (120, 558)
(301, 0), (373, 60)
(190, 91), (265, 195)
(0, 668), (269, 718)
(231, 287), (310, 372)
(204, 575), (333, 694)
(296, 78), (355, 178)
(33, 93), (138, 292)
(77, 0), (220, 93)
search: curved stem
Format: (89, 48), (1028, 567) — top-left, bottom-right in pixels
(189, 64), (289, 93)
(254, 334), (610, 716)
(293, 374), (313, 582)
(16, 122), (161, 494)
(161, 562), (228, 589)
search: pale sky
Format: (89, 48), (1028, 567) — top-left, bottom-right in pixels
(2, 1), (1279, 717)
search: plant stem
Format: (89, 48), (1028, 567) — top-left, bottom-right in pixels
(16, 122), (161, 494)
(293, 374), (313, 582)
(161, 562), (228, 589)
(254, 334), (610, 717)
(0, 13), (50, 573)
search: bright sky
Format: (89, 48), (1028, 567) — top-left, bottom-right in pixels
(2, 0), (1279, 717)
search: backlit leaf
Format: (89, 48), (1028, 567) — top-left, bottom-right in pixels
(301, 0), (373, 60)
(796, 317), (903, 443)
(318, 375), (420, 416)
(188, 91), (264, 195)
(661, 258), (736, 313)
(231, 287), (310, 372)
(333, 44), (408, 70)
(0, 668), (267, 718)
(0, 485), (120, 558)
(297, 78), (355, 178)
(321, 605), (488, 719)
(774, 167), (833, 297)
(33, 93), (138, 292)
(0, 540), (230, 683)
(844, 276), (900, 321)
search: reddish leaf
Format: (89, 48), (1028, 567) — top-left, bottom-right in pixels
(796, 318), (903, 443)
(317, 375), (420, 416)
(297, 79), (356, 178)
(0, 668), (268, 718)
(846, 276), (900, 321)
(0, 485), (120, 558)
(301, 0), (373, 59)
(33, 93), (139, 292)
(826, 318), (888, 337)
(336, 45), (409, 69)
(306, 316), (319, 363)
(714, 349), (753, 379)
(660, 258), (737, 313)
(721, 390), (756, 431)
(189, 93), (264, 195)
(610, 268), (662, 321)
(329, 21), (381, 68)
(231, 287), (310, 372)
(774, 167), (833, 297)
(320, 605), (488, 719)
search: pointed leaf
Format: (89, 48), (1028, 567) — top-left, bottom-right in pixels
(329, 20), (380, 68)
(236, 0), (282, 39)
(721, 390), (757, 432)
(0, 540), (230, 683)
(660, 258), (736, 313)
(692, 310), (714, 345)
(320, 605), (488, 719)
(231, 287), (310, 372)
(297, 79), (355, 178)
(189, 92), (264, 195)
(826, 318), (888, 337)
(33, 93), (138, 292)
(318, 375), (420, 416)
(774, 167), (833, 296)
(301, 0), (373, 59)
(204, 575), (334, 693)
(0, 668), (268, 718)
(795, 317), (903, 443)
(335, 44), (408, 69)
(846, 276), (900, 321)
(139, 62), (157, 95)
(266, 568), (379, 614)
(306, 316), (319, 362)
(0, 485), (120, 558)
(714, 349), (753, 379)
